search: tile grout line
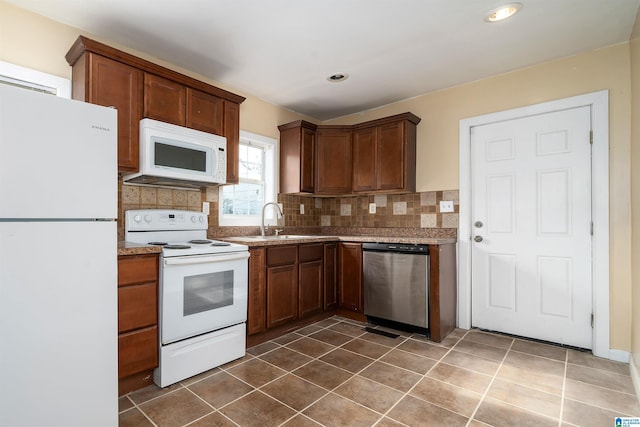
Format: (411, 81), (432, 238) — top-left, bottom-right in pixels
(558, 349), (569, 427)
(464, 332), (514, 426)
(375, 329), (472, 425)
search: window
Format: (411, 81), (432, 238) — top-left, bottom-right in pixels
(218, 131), (277, 226)
(0, 60), (71, 97)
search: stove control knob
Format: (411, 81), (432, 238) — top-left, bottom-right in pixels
(144, 215), (152, 223)
(191, 216), (197, 223)
(199, 216), (204, 223)
(133, 214), (142, 223)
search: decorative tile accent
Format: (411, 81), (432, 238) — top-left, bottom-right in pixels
(420, 191), (437, 206)
(443, 190), (459, 203)
(374, 194), (388, 207)
(393, 202), (407, 215)
(315, 198), (322, 209)
(321, 215), (331, 226)
(340, 203), (352, 216)
(442, 213), (459, 228)
(421, 214), (437, 228)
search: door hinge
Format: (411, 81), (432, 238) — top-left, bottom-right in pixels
(591, 313), (594, 328)
(590, 221), (594, 236)
(590, 130), (593, 145)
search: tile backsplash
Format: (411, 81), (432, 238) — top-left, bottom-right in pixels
(117, 177), (459, 240)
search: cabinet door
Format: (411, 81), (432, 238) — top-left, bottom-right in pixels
(186, 88), (224, 135)
(316, 128), (352, 194)
(143, 73), (186, 126)
(300, 127), (316, 193)
(338, 242), (363, 312)
(86, 54), (143, 172)
(324, 243), (338, 310)
(118, 283), (157, 333)
(224, 101), (241, 184)
(299, 260), (323, 318)
(377, 121), (406, 191)
(352, 127), (377, 192)
(247, 248), (266, 335)
(118, 326), (158, 379)
(266, 264), (298, 328)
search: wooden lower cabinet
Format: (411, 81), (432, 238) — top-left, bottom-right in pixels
(117, 254), (159, 395)
(338, 242), (363, 313)
(323, 243), (338, 310)
(247, 248), (266, 335)
(298, 243), (324, 318)
(266, 246), (298, 329)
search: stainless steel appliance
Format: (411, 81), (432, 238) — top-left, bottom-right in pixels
(0, 83), (118, 426)
(125, 209), (249, 387)
(123, 118), (227, 188)
(363, 243), (430, 331)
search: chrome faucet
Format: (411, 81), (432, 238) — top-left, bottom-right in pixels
(261, 202), (284, 236)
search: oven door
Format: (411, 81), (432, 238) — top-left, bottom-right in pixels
(160, 251), (249, 345)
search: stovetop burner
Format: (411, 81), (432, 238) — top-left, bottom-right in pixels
(164, 244), (191, 250)
(148, 241), (168, 246)
(211, 242), (231, 247)
(189, 239), (213, 244)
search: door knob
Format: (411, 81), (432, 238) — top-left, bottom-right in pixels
(474, 235), (483, 242)
(474, 221), (483, 228)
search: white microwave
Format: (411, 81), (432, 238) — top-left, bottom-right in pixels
(123, 118), (227, 188)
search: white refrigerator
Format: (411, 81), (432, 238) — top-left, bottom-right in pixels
(0, 84), (118, 426)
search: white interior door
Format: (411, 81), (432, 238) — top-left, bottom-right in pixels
(471, 106), (592, 349)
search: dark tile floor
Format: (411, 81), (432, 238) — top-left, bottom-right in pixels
(119, 317), (639, 427)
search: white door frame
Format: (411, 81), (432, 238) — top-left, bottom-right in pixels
(458, 90), (614, 360)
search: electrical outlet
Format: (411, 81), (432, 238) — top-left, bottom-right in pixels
(202, 202), (210, 215)
(439, 200), (454, 213)
(369, 203), (376, 214)
(300, 204), (305, 214)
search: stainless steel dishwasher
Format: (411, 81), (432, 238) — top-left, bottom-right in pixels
(363, 243), (429, 331)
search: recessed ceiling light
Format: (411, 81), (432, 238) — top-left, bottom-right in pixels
(327, 73), (348, 83)
(485, 3), (522, 22)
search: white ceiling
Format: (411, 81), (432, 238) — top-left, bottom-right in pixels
(8, 0), (640, 121)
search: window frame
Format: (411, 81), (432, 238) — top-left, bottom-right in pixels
(218, 130), (278, 226)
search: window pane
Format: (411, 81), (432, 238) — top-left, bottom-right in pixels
(222, 182), (264, 216)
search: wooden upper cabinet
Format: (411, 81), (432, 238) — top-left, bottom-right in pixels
(186, 88), (224, 135)
(65, 36), (245, 174)
(223, 101), (241, 184)
(69, 52), (143, 172)
(352, 113), (420, 193)
(278, 120), (317, 193)
(316, 127), (352, 194)
(352, 127), (377, 192)
(144, 73), (186, 126)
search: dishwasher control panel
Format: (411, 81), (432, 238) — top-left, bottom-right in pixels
(362, 242), (429, 254)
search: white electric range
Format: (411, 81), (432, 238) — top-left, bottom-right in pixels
(125, 209), (249, 387)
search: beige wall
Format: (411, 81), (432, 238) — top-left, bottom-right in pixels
(630, 10), (640, 371)
(327, 44), (634, 352)
(1, 0), (637, 353)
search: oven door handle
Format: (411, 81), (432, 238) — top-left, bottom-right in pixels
(164, 251), (250, 266)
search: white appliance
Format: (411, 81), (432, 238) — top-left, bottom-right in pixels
(0, 84), (118, 426)
(123, 118), (227, 188)
(125, 209), (249, 387)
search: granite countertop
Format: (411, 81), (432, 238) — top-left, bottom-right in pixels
(118, 235), (456, 255)
(221, 235), (456, 247)
(117, 241), (162, 256)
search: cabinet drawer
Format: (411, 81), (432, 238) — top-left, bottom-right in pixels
(118, 326), (158, 379)
(118, 283), (157, 333)
(299, 243), (324, 262)
(266, 245), (297, 266)
(118, 255), (158, 287)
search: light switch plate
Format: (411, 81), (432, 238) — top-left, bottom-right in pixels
(440, 200), (454, 213)
(202, 202), (210, 215)
(369, 203), (376, 214)
(300, 204), (305, 214)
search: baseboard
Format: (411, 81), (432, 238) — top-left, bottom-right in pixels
(608, 348), (630, 363)
(630, 355), (640, 406)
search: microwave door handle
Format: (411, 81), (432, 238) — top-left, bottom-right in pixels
(164, 252), (249, 266)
